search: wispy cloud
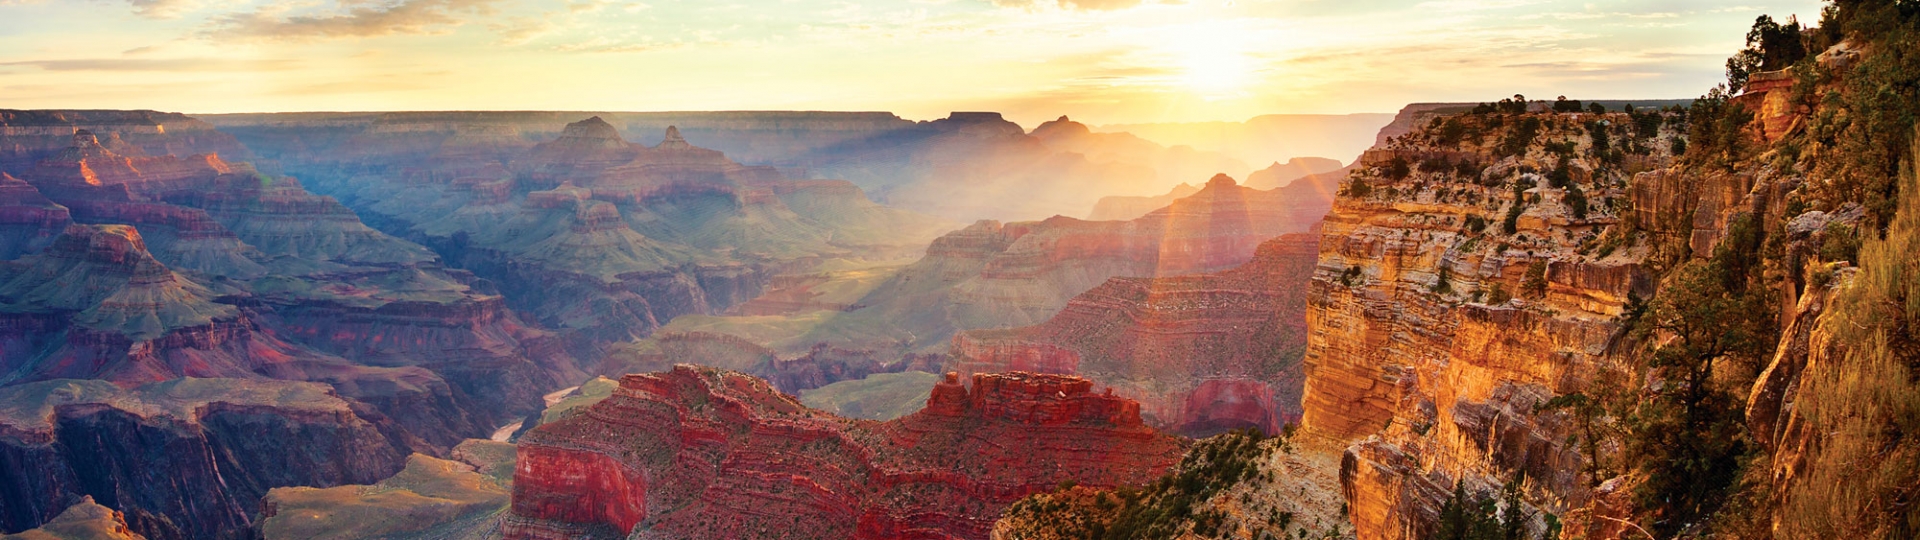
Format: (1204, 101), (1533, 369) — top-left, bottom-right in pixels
(0, 58), (299, 71)
(207, 0), (502, 41)
(124, 0), (201, 19)
(991, 0), (1150, 12)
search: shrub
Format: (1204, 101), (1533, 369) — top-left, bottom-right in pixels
(1486, 282), (1512, 305)
(1465, 214), (1489, 233)
(1566, 184), (1590, 219)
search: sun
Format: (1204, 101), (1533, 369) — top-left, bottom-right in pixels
(1164, 23), (1260, 97)
(1180, 49), (1256, 96)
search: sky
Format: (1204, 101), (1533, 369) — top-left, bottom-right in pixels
(0, 0), (1827, 126)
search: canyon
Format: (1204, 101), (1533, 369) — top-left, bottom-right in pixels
(0, 117), (573, 539)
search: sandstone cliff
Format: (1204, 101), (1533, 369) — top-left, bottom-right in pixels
(1302, 107), (1680, 539)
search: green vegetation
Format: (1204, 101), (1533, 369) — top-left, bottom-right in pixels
(1339, 265), (1364, 287)
(1464, 214), (1489, 233)
(1342, 176), (1372, 198)
(1387, 156), (1413, 180)
(1618, 213), (1777, 535)
(998, 430), (1333, 540)
(1776, 122), (1920, 540)
(1431, 480), (1540, 540)
(1684, 87), (1757, 172)
(1803, 0), (1920, 231)
(1471, 94), (1532, 115)
(1500, 117), (1544, 157)
(1726, 15), (1808, 93)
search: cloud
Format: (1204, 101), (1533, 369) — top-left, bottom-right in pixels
(489, 17), (556, 45)
(550, 36), (687, 53)
(125, 0), (200, 19)
(0, 58), (300, 71)
(207, 0), (502, 41)
(991, 0), (1147, 11)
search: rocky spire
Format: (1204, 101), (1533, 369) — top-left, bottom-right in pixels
(72, 129), (100, 147)
(655, 125), (692, 150)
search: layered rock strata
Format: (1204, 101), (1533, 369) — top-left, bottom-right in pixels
(503, 366), (1186, 539)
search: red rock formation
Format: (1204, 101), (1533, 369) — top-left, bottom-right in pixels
(951, 232), (1321, 436)
(504, 366), (1186, 539)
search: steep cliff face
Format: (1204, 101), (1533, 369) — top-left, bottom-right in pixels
(0, 379), (410, 540)
(1296, 109), (1684, 539)
(952, 232), (1322, 437)
(503, 366), (1186, 539)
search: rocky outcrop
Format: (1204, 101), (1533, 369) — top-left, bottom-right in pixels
(0, 496), (146, 540)
(0, 379), (411, 540)
(503, 366), (1186, 539)
(952, 232), (1322, 437)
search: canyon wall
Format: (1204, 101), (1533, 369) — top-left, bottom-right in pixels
(1298, 110), (1658, 539)
(1300, 100), (1808, 538)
